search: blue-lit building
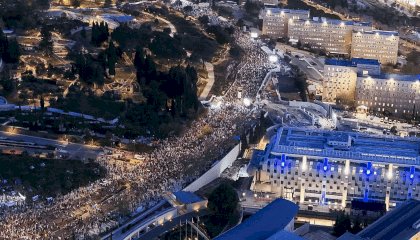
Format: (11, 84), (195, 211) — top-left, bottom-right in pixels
(252, 127), (420, 211)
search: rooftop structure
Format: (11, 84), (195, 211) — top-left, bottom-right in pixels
(172, 191), (204, 204)
(263, 8), (310, 15)
(214, 198), (299, 240)
(271, 128), (420, 165)
(356, 30), (399, 36)
(324, 58), (380, 68)
(164, 191), (208, 213)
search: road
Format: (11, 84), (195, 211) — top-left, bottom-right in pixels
(0, 131), (102, 159)
(278, 43), (325, 83)
(141, 11), (177, 37)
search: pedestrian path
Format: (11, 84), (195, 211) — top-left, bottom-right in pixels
(199, 62), (215, 100)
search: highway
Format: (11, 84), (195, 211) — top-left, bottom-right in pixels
(275, 42), (325, 84)
(0, 131), (102, 159)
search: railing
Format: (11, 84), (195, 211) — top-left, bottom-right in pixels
(123, 207), (178, 240)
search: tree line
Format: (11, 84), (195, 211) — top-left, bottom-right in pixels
(122, 48), (200, 138)
(0, 28), (20, 64)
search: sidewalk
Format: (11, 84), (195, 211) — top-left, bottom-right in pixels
(199, 62), (215, 100)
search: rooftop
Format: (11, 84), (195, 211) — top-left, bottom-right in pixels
(214, 198), (299, 240)
(325, 58), (380, 67)
(172, 191), (204, 204)
(268, 127), (420, 166)
(101, 14), (134, 23)
(265, 8), (310, 15)
(359, 73), (420, 82)
(354, 30), (399, 36)
(293, 18), (371, 27)
(266, 230), (305, 240)
(358, 199), (420, 240)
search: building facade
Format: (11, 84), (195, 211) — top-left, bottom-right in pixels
(322, 58), (380, 103)
(351, 30), (399, 65)
(288, 18), (371, 54)
(261, 8), (310, 39)
(355, 74), (420, 117)
(252, 127), (420, 211)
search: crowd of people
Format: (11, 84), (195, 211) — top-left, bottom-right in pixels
(0, 5), (275, 240)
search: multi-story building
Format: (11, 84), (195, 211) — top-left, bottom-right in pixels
(351, 30), (399, 65)
(261, 8), (310, 39)
(322, 58), (380, 103)
(252, 127), (420, 211)
(355, 73), (420, 117)
(288, 18), (372, 54)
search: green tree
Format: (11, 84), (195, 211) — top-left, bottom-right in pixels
(205, 183), (239, 237)
(351, 217), (363, 234)
(333, 213), (352, 236)
(104, 0), (113, 8)
(0, 75), (14, 96)
(80, 26), (86, 38)
(71, 0), (81, 8)
(40, 95), (45, 111)
(208, 183), (239, 218)
(4, 38), (20, 63)
(39, 26), (53, 55)
(107, 41), (117, 76)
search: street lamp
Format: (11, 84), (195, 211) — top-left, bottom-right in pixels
(269, 55), (278, 63)
(243, 98), (251, 107)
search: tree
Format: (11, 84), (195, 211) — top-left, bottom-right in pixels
(40, 96), (45, 111)
(36, 0), (50, 9)
(390, 126), (398, 135)
(39, 26), (53, 55)
(183, 6), (193, 12)
(198, 15), (210, 25)
(80, 26), (86, 39)
(104, 0), (113, 8)
(208, 183), (238, 217)
(91, 21), (109, 46)
(333, 213), (352, 236)
(0, 27), (7, 58)
(107, 41), (117, 76)
(71, 0), (81, 8)
(244, 0), (263, 17)
(205, 182), (239, 237)
(351, 217), (363, 234)
(149, 32), (186, 59)
(4, 38), (20, 63)
(134, 48), (146, 84)
(0, 74), (14, 96)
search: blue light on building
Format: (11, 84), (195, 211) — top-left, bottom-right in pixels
(323, 158), (329, 172)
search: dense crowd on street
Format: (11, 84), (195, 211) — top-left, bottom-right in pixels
(0, 4), (274, 240)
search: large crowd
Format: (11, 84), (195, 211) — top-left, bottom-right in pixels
(0, 5), (274, 240)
